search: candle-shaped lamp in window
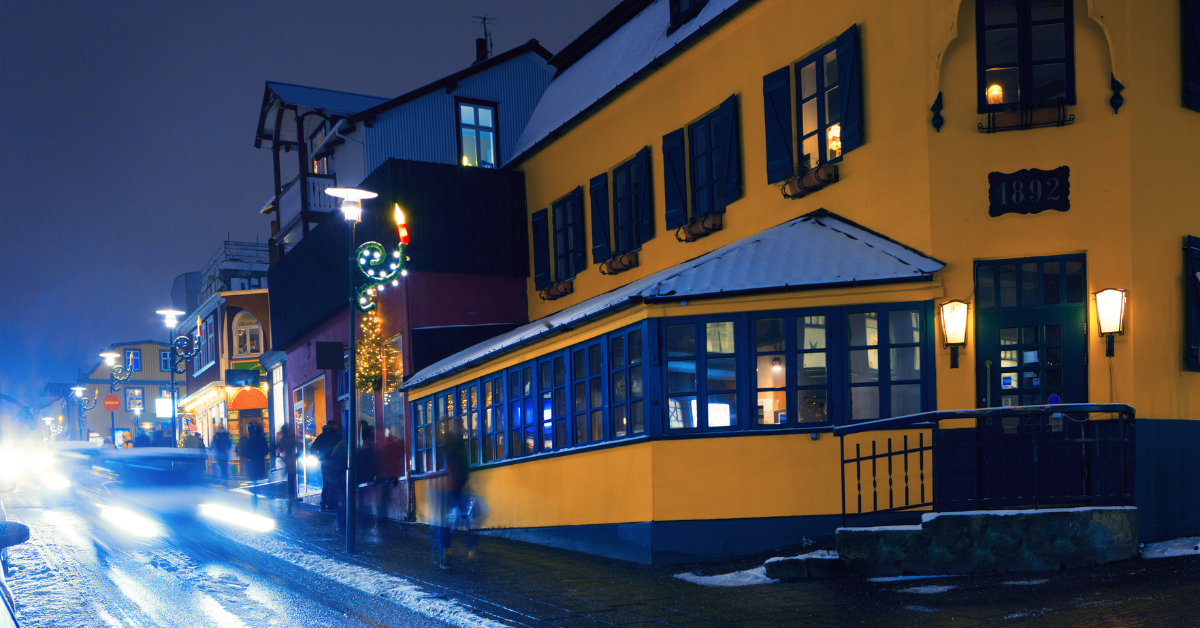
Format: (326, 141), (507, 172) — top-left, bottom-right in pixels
(827, 123), (842, 159)
(987, 84), (1004, 105)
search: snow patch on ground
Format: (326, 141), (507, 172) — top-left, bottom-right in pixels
(1140, 536), (1200, 559)
(920, 506), (1136, 523)
(899, 585), (957, 594)
(905, 605), (940, 612)
(234, 535), (510, 628)
(674, 566), (777, 587)
(1004, 579), (1048, 585)
(763, 549), (838, 563)
(868, 574), (953, 582)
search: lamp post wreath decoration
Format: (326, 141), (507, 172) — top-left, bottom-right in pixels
(355, 204), (409, 312)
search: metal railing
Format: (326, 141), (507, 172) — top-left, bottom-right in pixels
(834, 404), (1136, 522)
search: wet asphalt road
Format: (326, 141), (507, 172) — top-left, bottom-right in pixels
(3, 488), (453, 628)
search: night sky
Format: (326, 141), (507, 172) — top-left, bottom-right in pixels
(0, 0), (615, 413)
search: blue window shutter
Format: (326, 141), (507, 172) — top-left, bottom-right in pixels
(531, 209), (551, 289)
(836, 23), (864, 154)
(633, 146), (653, 245)
(589, 174), (611, 264)
(569, 187), (587, 276)
(1185, 0), (1200, 112)
(1187, 236), (1200, 371)
(662, 129), (688, 230)
(762, 67), (794, 184)
(712, 94), (741, 212)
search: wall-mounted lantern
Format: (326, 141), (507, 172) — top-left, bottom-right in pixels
(939, 300), (970, 368)
(1095, 288), (1127, 357)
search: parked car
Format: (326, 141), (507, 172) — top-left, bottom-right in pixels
(1, 482), (31, 628)
(74, 448), (275, 556)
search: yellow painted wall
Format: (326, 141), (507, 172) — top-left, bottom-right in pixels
(82, 341), (185, 438)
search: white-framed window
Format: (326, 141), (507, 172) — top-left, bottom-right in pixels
(160, 350), (171, 373)
(458, 101), (497, 168)
(126, 387), (144, 412)
(233, 311), (263, 357)
(205, 315), (216, 365)
(125, 349), (141, 371)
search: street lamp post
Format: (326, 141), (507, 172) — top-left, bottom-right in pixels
(72, 386), (96, 442)
(325, 187), (378, 554)
(100, 352), (133, 446)
(157, 309), (196, 444)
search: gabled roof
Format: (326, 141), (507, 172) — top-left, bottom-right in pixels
(403, 210), (945, 390)
(509, 0), (757, 165)
(344, 40), (553, 126)
(255, 82), (387, 149)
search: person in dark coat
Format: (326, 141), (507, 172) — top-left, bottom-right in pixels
(437, 422), (475, 568)
(310, 423), (341, 512)
(211, 426), (232, 481)
(276, 423), (299, 515)
(151, 428), (174, 448)
(239, 422), (269, 482)
(133, 430), (152, 448)
(329, 435), (349, 531)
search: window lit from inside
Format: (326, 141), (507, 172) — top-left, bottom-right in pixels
(233, 311), (263, 357)
(459, 103), (496, 167)
(796, 45), (843, 170)
(977, 0), (1075, 112)
(125, 349), (141, 371)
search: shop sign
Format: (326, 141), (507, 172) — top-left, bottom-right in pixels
(988, 166), (1070, 217)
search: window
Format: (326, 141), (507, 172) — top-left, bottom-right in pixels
(667, 319), (738, 430)
(538, 354), (569, 450)
(508, 365), (536, 457)
(125, 349), (141, 371)
(663, 95), (741, 231)
(459, 383), (479, 463)
(205, 315), (216, 366)
(590, 148), (653, 264)
(481, 374), (506, 463)
(668, 0), (707, 34)
(233, 311), (263, 357)
(749, 311), (832, 427)
(846, 307), (925, 421)
(762, 25), (862, 183)
(571, 343), (605, 446)
(310, 126), (328, 174)
(434, 390), (453, 471)
(609, 327), (645, 438)
(413, 398), (433, 473)
(125, 387), (144, 413)
(160, 350), (171, 373)
(975, 0), (1076, 112)
(192, 328), (202, 374)
(458, 101), (497, 167)
(551, 188), (586, 283)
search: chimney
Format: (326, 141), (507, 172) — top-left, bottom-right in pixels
(475, 37), (488, 63)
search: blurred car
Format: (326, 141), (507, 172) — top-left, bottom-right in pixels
(74, 448), (275, 556)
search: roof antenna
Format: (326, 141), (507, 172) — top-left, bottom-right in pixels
(472, 14), (496, 64)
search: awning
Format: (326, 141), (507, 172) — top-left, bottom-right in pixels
(403, 209), (945, 391)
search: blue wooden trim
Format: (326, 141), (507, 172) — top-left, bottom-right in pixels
(832, 403), (1135, 436)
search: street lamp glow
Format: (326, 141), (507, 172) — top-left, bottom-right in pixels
(157, 309), (185, 328)
(71, 386), (87, 398)
(100, 352), (120, 366)
(325, 188), (378, 223)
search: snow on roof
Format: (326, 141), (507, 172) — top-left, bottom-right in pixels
(403, 210), (944, 391)
(509, 0), (744, 164)
(266, 81), (388, 114)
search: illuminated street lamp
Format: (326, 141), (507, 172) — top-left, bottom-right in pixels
(100, 350), (133, 446)
(157, 308), (197, 445)
(1095, 288), (1127, 357)
(939, 300), (970, 369)
(72, 386), (96, 441)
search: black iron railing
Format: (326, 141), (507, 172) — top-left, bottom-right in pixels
(834, 404), (1135, 522)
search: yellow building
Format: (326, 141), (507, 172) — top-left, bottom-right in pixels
(403, 0), (1200, 563)
(79, 340), (187, 444)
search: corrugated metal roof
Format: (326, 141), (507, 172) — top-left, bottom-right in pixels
(509, 0), (754, 165)
(403, 210), (945, 390)
(266, 82), (387, 114)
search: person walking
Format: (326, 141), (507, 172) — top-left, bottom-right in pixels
(330, 434), (349, 532)
(310, 423), (341, 512)
(437, 422), (475, 569)
(276, 423), (299, 515)
(239, 422), (269, 508)
(211, 426), (232, 481)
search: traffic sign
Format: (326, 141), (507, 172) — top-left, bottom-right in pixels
(103, 394), (121, 412)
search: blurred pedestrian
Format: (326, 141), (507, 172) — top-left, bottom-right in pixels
(311, 423), (341, 512)
(376, 433), (405, 526)
(276, 423), (299, 515)
(240, 422), (269, 508)
(212, 426), (232, 481)
(183, 430), (202, 449)
(330, 433), (348, 531)
(152, 428), (174, 448)
(133, 430), (151, 448)
(437, 422), (475, 569)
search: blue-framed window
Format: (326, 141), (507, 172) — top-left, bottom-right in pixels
(845, 305), (927, 421)
(125, 349), (141, 371)
(434, 390), (454, 471)
(551, 189), (585, 282)
(160, 350), (171, 373)
(666, 318), (739, 430)
(481, 374), (506, 463)
(413, 398), (433, 473)
(975, 0), (1076, 112)
(750, 311), (833, 427)
(796, 42), (842, 170)
(571, 341), (605, 446)
(609, 328), (645, 439)
(538, 353), (569, 450)
(458, 100), (497, 168)
(458, 382), (479, 463)
(508, 364), (536, 457)
(125, 387), (144, 413)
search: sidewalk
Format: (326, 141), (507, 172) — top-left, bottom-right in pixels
(239, 496), (1200, 628)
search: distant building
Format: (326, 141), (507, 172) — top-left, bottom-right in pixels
(171, 271), (202, 316)
(78, 341), (183, 444)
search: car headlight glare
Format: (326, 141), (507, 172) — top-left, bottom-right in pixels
(101, 507), (161, 538)
(198, 503), (276, 532)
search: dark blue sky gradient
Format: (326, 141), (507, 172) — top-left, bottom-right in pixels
(0, 0), (614, 410)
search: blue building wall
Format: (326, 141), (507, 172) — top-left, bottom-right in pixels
(363, 53), (553, 173)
